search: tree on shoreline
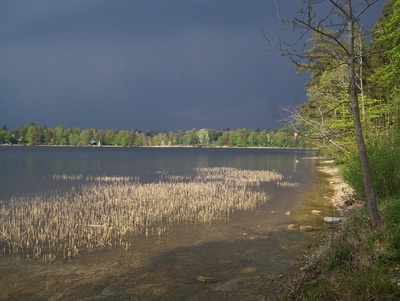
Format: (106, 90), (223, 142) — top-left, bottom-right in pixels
(266, 0), (382, 227)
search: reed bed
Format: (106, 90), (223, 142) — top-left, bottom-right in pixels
(51, 174), (137, 183)
(1, 167), (283, 261)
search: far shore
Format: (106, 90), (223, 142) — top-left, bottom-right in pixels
(0, 143), (316, 151)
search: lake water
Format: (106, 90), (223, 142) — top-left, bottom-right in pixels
(0, 146), (315, 202)
(0, 146), (337, 300)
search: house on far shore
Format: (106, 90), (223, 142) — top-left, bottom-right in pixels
(89, 140), (97, 146)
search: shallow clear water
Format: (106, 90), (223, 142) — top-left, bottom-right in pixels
(0, 146), (337, 300)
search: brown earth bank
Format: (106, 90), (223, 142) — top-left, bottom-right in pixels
(0, 161), (342, 301)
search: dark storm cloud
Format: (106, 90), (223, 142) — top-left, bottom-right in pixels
(0, 0), (384, 131)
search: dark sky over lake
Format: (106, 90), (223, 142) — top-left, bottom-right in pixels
(0, 0), (385, 131)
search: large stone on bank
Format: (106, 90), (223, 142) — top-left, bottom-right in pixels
(324, 217), (342, 224)
(299, 225), (314, 232)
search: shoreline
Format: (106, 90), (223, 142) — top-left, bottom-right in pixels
(316, 160), (360, 212)
(0, 143), (316, 151)
(279, 160), (359, 299)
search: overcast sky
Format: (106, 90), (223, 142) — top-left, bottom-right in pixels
(0, 0), (385, 131)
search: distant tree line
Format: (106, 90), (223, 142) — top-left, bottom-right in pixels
(0, 123), (305, 148)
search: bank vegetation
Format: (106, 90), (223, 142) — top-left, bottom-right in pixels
(277, 0), (400, 299)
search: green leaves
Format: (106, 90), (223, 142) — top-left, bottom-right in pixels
(368, 0), (400, 100)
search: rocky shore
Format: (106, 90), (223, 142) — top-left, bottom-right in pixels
(317, 160), (359, 211)
(279, 160), (359, 299)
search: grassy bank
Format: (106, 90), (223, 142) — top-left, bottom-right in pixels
(281, 163), (400, 300)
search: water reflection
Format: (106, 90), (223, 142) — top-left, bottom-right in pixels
(0, 160), (331, 300)
(0, 147), (316, 203)
(0, 147), (340, 301)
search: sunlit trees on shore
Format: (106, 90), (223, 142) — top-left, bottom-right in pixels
(0, 122), (303, 148)
(266, 0), (398, 227)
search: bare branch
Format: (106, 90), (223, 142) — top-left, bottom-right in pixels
(277, 105), (347, 152)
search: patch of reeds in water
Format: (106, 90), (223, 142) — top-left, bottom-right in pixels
(0, 167), (284, 261)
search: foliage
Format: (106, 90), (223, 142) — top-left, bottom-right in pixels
(197, 128), (210, 146)
(292, 24), (393, 157)
(277, 1), (400, 298)
(368, 0), (400, 100)
(296, 61), (354, 156)
(381, 197), (400, 260)
(341, 136), (400, 200)
(365, 0), (400, 145)
(276, 0), (400, 160)
(0, 122), (306, 149)
(285, 200), (400, 301)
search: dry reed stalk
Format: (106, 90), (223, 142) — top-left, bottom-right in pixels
(0, 167), (285, 260)
(277, 181), (299, 188)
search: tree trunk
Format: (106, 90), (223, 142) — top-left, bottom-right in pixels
(346, 0), (381, 227)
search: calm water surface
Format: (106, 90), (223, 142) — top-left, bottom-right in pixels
(0, 146), (315, 202)
(0, 146), (338, 300)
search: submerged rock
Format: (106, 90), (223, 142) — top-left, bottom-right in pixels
(299, 225), (314, 232)
(311, 210), (321, 215)
(287, 224), (297, 230)
(197, 276), (218, 284)
(324, 217), (342, 224)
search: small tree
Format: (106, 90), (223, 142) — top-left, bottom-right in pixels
(197, 129), (210, 146)
(266, 0), (382, 227)
(184, 129), (199, 145)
